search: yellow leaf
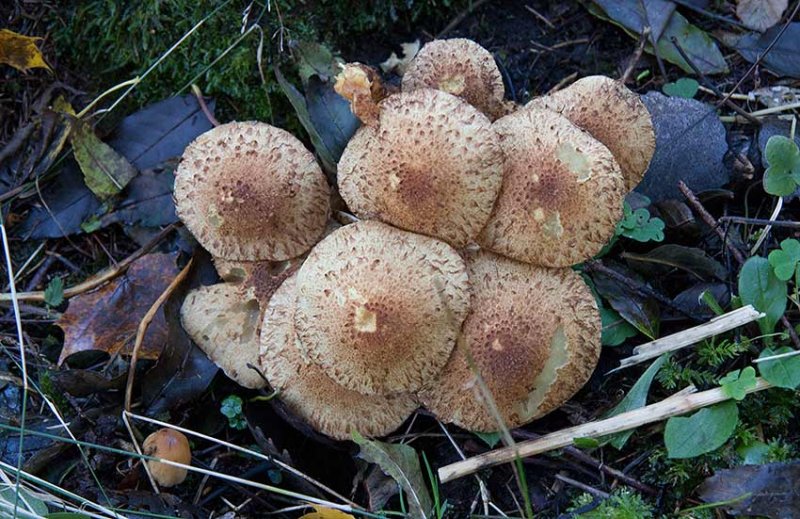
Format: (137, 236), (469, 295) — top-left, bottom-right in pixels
(298, 506), (356, 519)
(0, 29), (51, 72)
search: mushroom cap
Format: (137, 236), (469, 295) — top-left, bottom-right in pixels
(260, 274), (418, 440)
(338, 89), (504, 248)
(180, 283), (265, 389)
(143, 429), (191, 487)
(174, 121), (330, 261)
(418, 251), (601, 432)
(478, 106), (625, 267)
(526, 76), (655, 191)
(402, 38), (506, 120)
(294, 220), (470, 395)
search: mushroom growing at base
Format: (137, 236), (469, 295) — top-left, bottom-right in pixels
(418, 251), (601, 432)
(143, 428), (192, 488)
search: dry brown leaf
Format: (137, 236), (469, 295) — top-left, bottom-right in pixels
(736, 0), (788, 32)
(298, 506), (356, 519)
(56, 253), (180, 365)
(0, 29), (51, 72)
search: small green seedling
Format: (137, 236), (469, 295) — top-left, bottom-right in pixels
(763, 135), (800, 196)
(44, 276), (65, 307)
(662, 77), (699, 99)
(768, 238), (800, 281)
(616, 201), (665, 243)
(719, 366), (757, 401)
(220, 395), (247, 430)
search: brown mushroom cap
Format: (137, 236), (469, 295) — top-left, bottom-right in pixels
(402, 38), (506, 120)
(478, 106), (625, 267)
(143, 429), (192, 487)
(294, 220), (470, 395)
(418, 251), (601, 432)
(180, 283), (265, 389)
(260, 274), (418, 440)
(338, 89), (504, 248)
(526, 76), (655, 190)
(174, 121), (330, 261)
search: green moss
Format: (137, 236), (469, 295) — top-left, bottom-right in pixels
(568, 489), (655, 518)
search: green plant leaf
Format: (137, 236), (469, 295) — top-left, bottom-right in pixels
(654, 11), (729, 75)
(603, 354), (669, 449)
(738, 256), (787, 335)
(473, 431), (501, 448)
(220, 395), (247, 430)
(600, 307), (638, 346)
(617, 202), (665, 243)
(44, 276), (64, 307)
(719, 366), (757, 401)
(763, 135), (800, 197)
(768, 239), (800, 281)
(0, 486), (49, 517)
(574, 437), (601, 449)
(757, 346), (800, 389)
(662, 78), (699, 98)
(70, 118), (138, 199)
(664, 400), (739, 458)
(737, 440), (770, 465)
(352, 431), (432, 519)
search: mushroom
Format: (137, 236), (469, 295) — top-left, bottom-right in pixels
(260, 274), (418, 440)
(418, 251), (601, 432)
(294, 220), (470, 395)
(174, 121), (330, 262)
(334, 62), (390, 126)
(526, 76), (655, 190)
(180, 283), (266, 389)
(142, 428), (191, 487)
(402, 38), (508, 120)
(478, 106), (625, 267)
(338, 88), (504, 248)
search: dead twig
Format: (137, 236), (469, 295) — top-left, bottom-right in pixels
(619, 28), (650, 85)
(437, 0), (491, 38)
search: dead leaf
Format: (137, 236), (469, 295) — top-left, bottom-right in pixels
(736, 0), (787, 32)
(70, 117), (138, 200)
(298, 506), (356, 519)
(0, 29), (51, 72)
(380, 40), (420, 75)
(56, 253), (180, 365)
(698, 461), (800, 518)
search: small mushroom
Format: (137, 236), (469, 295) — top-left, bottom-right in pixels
(260, 274), (418, 440)
(294, 220), (470, 395)
(402, 38), (507, 120)
(338, 88), (504, 248)
(174, 121), (330, 262)
(526, 76), (655, 190)
(418, 251), (601, 432)
(180, 283), (266, 389)
(334, 62), (389, 126)
(142, 428), (191, 487)
(478, 106), (625, 267)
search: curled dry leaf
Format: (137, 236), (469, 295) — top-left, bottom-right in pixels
(736, 0), (788, 32)
(0, 29), (51, 72)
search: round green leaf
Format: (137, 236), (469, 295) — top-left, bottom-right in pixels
(758, 346), (800, 389)
(664, 401), (739, 458)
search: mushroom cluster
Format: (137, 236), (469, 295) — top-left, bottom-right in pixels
(175, 38), (655, 439)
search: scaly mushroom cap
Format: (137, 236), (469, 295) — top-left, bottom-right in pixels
(174, 121), (330, 261)
(180, 283), (265, 389)
(402, 38), (506, 120)
(418, 251), (601, 432)
(260, 274), (418, 440)
(526, 76), (655, 191)
(338, 89), (504, 248)
(478, 107), (625, 267)
(294, 221), (470, 395)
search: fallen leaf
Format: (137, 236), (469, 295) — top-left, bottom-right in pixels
(0, 29), (51, 72)
(293, 41), (339, 85)
(698, 461), (800, 518)
(662, 78), (699, 98)
(736, 0), (787, 32)
(733, 23), (800, 79)
(299, 506), (356, 519)
(623, 244), (727, 281)
(664, 400), (738, 458)
(600, 306), (638, 346)
(672, 283), (730, 319)
(305, 75), (360, 167)
(56, 253), (180, 365)
(98, 161), (179, 228)
(591, 0), (676, 41)
(591, 264), (660, 340)
(380, 40), (421, 74)
(70, 118), (138, 199)
(750, 86), (800, 108)
(49, 368), (126, 397)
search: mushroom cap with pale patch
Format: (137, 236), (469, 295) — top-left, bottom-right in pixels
(180, 283), (265, 389)
(526, 76), (655, 191)
(418, 251), (601, 432)
(174, 121), (330, 261)
(478, 106), (625, 267)
(294, 220), (471, 395)
(338, 89), (504, 248)
(260, 274), (418, 440)
(402, 38), (506, 120)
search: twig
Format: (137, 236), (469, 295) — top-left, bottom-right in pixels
(436, 0), (490, 38)
(610, 305), (764, 372)
(554, 474), (610, 499)
(191, 84), (220, 127)
(0, 223), (179, 302)
(678, 181), (747, 265)
(619, 28), (649, 85)
(524, 5), (555, 29)
(720, 216), (800, 229)
(124, 259), (193, 412)
(438, 379), (772, 483)
(670, 0), (747, 29)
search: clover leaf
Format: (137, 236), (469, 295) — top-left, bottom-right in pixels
(662, 78), (699, 99)
(763, 135), (800, 197)
(768, 238), (800, 281)
(719, 366), (757, 401)
(617, 202), (665, 242)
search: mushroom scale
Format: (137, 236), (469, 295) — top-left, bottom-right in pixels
(294, 220), (471, 395)
(402, 38), (507, 120)
(478, 106), (625, 267)
(526, 76), (655, 191)
(418, 251), (601, 432)
(338, 89), (504, 249)
(174, 121), (330, 261)
(260, 274), (418, 440)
